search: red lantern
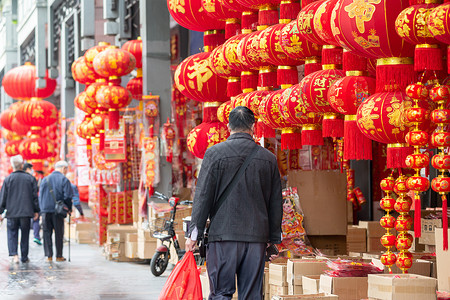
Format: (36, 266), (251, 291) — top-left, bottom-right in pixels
(395, 3), (443, 71)
(432, 154), (450, 170)
(15, 99), (58, 128)
(279, 84), (324, 145)
(380, 215), (396, 228)
(187, 121), (230, 159)
(72, 57), (102, 85)
(167, 0), (225, 32)
(396, 252), (413, 272)
(217, 101), (232, 124)
(427, 3), (450, 72)
(10, 118), (30, 136)
(394, 197), (413, 213)
(84, 42), (111, 68)
(380, 197), (396, 211)
(2, 63), (57, 100)
(297, 1), (326, 45)
(19, 137), (55, 171)
(96, 84), (132, 130)
(405, 153), (430, 169)
(381, 252), (397, 266)
(406, 176), (430, 192)
(0, 109), (14, 131)
(75, 91), (98, 115)
(381, 233), (397, 247)
(174, 52), (229, 103)
(357, 92), (415, 168)
(209, 44), (242, 97)
(126, 76), (143, 101)
(93, 47), (136, 80)
(201, 0), (242, 39)
(396, 232), (413, 250)
(122, 38), (143, 69)
(5, 140), (23, 157)
(395, 214), (413, 232)
(235, 0), (281, 26)
(432, 176), (450, 194)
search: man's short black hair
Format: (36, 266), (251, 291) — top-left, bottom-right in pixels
(23, 162), (33, 171)
(229, 106), (255, 132)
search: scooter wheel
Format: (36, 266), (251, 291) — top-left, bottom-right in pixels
(150, 251), (169, 276)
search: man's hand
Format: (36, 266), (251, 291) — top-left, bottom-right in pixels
(266, 243), (279, 262)
(33, 213), (39, 221)
(0, 215), (3, 222)
(185, 238), (196, 252)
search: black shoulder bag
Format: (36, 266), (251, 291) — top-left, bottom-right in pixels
(197, 144), (260, 258)
(48, 179), (69, 218)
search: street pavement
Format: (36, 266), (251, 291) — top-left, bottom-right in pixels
(0, 219), (171, 300)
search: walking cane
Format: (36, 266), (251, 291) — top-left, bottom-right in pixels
(68, 214), (71, 262)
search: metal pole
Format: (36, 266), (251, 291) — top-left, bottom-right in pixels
(140, 0), (173, 195)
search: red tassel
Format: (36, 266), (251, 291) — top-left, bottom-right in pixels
(257, 120), (276, 138)
(322, 46), (343, 66)
(203, 31), (225, 51)
(258, 7), (278, 27)
(281, 130), (302, 150)
(386, 145), (414, 169)
(32, 161), (44, 172)
(277, 66), (298, 86)
(258, 68), (277, 88)
(344, 119), (372, 160)
(304, 59), (322, 76)
(241, 11), (258, 32)
(279, 1), (300, 21)
(225, 20), (241, 39)
(99, 132), (105, 151)
(376, 61), (416, 93)
(203, 105), (220, 122)
(241, 71), (258, 91)
(415, 45), (443, 72)
(108, 110), (120, 130)
(414, 194), (421, 238)
(227, 78), (242, 97)
(301, 125), (324, 146)
(343, 51), (367, 72)
(322, 116), (344, 138)
(443, 195), (448, 251)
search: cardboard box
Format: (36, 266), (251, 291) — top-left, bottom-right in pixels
(107, 224), (137, 242)
(272, 294), (338, 300)
(347, 226), (367, 253)
(436, 228), (450, 292)
(288, 283), (303, 295)
(265, 268), (270, 298)
(287, 170), (347, 235)
(137, 228), (152, 241)
(269, 263), (288, 286)
(320, 274), (368, 300)
(372, 258), (432, 277)
(363, 252), (383, 259)
(420, 218), (442, 246)
(76, 231), (96, 244)
(137, 239), (157, 259)
(308, 235), (347, 255)
(409, 231), (425, 252)
(200, 271), (238, 299)
(270, 284), (288, 298)
(126, 233), (138, 243)
(125, 241), (138, 258)
(302, 275), (321, 294)
(367, 237), (387, 252)
(359, 221), (386, 238)
(287, 259), (328, 286)
(368, 273), (437, 300)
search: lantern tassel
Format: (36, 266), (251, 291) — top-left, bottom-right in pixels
(279, 1), (300, 20)
(322, 117), (344, 138)
(277, 67), (298, 87)
(344, 119), (372, 160)
(257, 120), (276, 138)
(414, 193), (422, 238)
(343, 51), (367, 72)
(258, 68), (277, 88)
(302, 126), (324, 146)
(241, 72), (258, 91)
(376, 62), (416, 93)
(108, 110), (120, 130)
(281, 130), (302, 150)
(99, 132), (105, 151)
(258, 7), (278, 27)
(305, 59), (322, 76)
(225, 20), (241, 40)
(415, 46), (443, 72)
(227, 78), (242, 98)
(386, 145), (414, 169)
(443, 194), (448, 251)
(322, 46), (343, 66)
(203, 31), (225, 51)
(241, 11), (258, 32)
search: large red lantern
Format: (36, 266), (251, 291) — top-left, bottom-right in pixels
(72, 56), (102, 85)
(201, 0), (242, 39)
(174, 52), (229, 103)
(356, 91), (415, 168)
(2, 62), (57, 100)
(395, 3), (443, 71)
(297, 1), (326, 46)
(235, 0), (281, 26)
(10, 118), (31, 136)
(96, 84), (132, 130)
(209, 44), (242, 97)
(279, 84), (324, 145)
(19, 137), (55, 171)
(92, 47), (136, 80)
(298, 68), (345, 137)
(122, 38), (143, 69)
(187, 121), (229, 158)
(15, 99), (58, 128)
(0, 109), (14, 131)
(5, 140), (23, 157)
(84, 42), (110, 68)
(75, 91), (98, 115)
(328, 75), (376, 160)
(126, 76), (143, 101)
(427, 3), (450, 73)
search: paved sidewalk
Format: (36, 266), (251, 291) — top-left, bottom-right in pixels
(0, 220), (171, 299)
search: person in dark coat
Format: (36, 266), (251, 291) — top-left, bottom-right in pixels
(0, 155), (39, 263)
(185, 106), (283, 300)
(23, 162), (42, 245)
(39, 160), (73, 262)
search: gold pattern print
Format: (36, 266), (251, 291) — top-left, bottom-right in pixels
(395, 7), (413, 38)
(174, 66), (184, 91)
(187, 60), (213, 92)
(30, 142), (42, 155)
(357, 98), (378, 131)
(168, 0), (186, 13)
(32, 105), (44, 119)
(344, 0), (381, 34)
(387, 98), (412, 131)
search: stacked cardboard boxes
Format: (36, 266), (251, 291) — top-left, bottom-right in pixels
(436, 228), (450, 293)
(347, 225), (367, 253)
(286, 259), (328, 295)
(368, 274), (437, 300)
(319, 274), (368, 300)
(358, 221), (387, 252)
(104, 224), (140, 262)
(137, 228), (157, 259)
(125, 233), (138, 258)
(269, 262), (289, 298)
(64, 218), (98, 244)
(271, 294), (338, 300)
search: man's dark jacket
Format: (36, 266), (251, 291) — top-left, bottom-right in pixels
(39, 171), (73, 213)
(0, 170), (39, 218)
(189, 133), (283, 244)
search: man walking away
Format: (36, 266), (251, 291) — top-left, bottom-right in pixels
(39, 161), (73, 262)
(185, 106), (283, 300)
(23, 162), (42, 245)
(0, 155), (39, 263)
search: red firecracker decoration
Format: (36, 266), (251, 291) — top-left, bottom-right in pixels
(380, 173), (397, 272)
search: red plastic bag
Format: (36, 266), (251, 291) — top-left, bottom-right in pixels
(159, 251), (203, 300)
